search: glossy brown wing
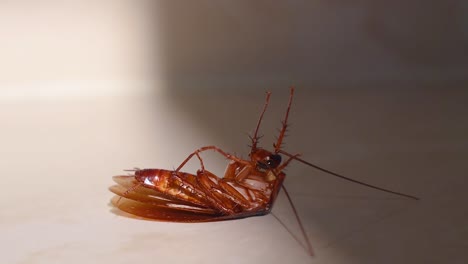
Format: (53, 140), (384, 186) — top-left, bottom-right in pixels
(110, 196), (226, 222)
(111, 175), (205, 207)
(110, 177), (220, 222)
(110, 176), (269, 222)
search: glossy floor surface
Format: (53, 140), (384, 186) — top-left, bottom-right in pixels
(1, 88), (467, 264)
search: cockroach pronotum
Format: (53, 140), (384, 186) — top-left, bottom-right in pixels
(109, 87), (419, 256)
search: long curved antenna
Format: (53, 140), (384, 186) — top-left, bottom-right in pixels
(282, 185), (314, 256)
(250, 91), (271, 153)
(279, 150), (420, 200)
(274, 87), (294, 153)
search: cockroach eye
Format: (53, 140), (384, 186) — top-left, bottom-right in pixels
(266, 154), (282, 168)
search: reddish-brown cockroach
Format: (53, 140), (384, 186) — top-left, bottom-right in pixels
(109, 87), (419, 256)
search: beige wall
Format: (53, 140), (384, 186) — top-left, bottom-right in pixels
(158, 1), (468, 89)
(0, 1), (467, 97)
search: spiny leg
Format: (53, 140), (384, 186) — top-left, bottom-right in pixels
(274, 87), (295, 153)
(170, 146), (252, 214)
(250, 91), (272, 154)
(175, 145), (250, 173)
(282, 185), (314, 256)
(195, 152), (205, 171)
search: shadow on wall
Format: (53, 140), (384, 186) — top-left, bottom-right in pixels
(364, 1), (468, 66)
(154, 1), (468, 91)
(149, 1), (468, 162)
(147, 0), (468, 170)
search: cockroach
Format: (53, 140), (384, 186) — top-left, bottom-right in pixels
(109, 87), (419, 256)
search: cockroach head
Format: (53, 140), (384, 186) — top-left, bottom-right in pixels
(250, 148), (282, 170)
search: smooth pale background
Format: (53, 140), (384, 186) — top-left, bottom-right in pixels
(1, 1), (467, 264)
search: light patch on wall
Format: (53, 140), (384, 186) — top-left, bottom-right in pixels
(0, 80), (155, 100)
(0, 1), (159, 98)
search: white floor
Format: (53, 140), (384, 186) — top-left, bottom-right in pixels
(1, 87), (467, 264)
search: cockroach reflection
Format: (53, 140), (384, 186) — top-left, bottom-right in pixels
(109, 87), (418, 256)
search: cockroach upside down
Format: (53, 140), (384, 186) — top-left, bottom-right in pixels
(109, 87), (418, 256)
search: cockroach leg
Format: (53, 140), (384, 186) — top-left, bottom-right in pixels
(169, 171), (235, 214)
(281, 185), (314, 256)
(195, 153), (205, 171)
(233, 165), (253, 182)
(196, 170), (247, 212)
(221, 160), (238, 180)
(175, 145), (250, 173)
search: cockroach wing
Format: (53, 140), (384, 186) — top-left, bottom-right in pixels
(110, 176), (271, 222)
(111, 175), (207, 207)
(110, 176), (225, 222)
